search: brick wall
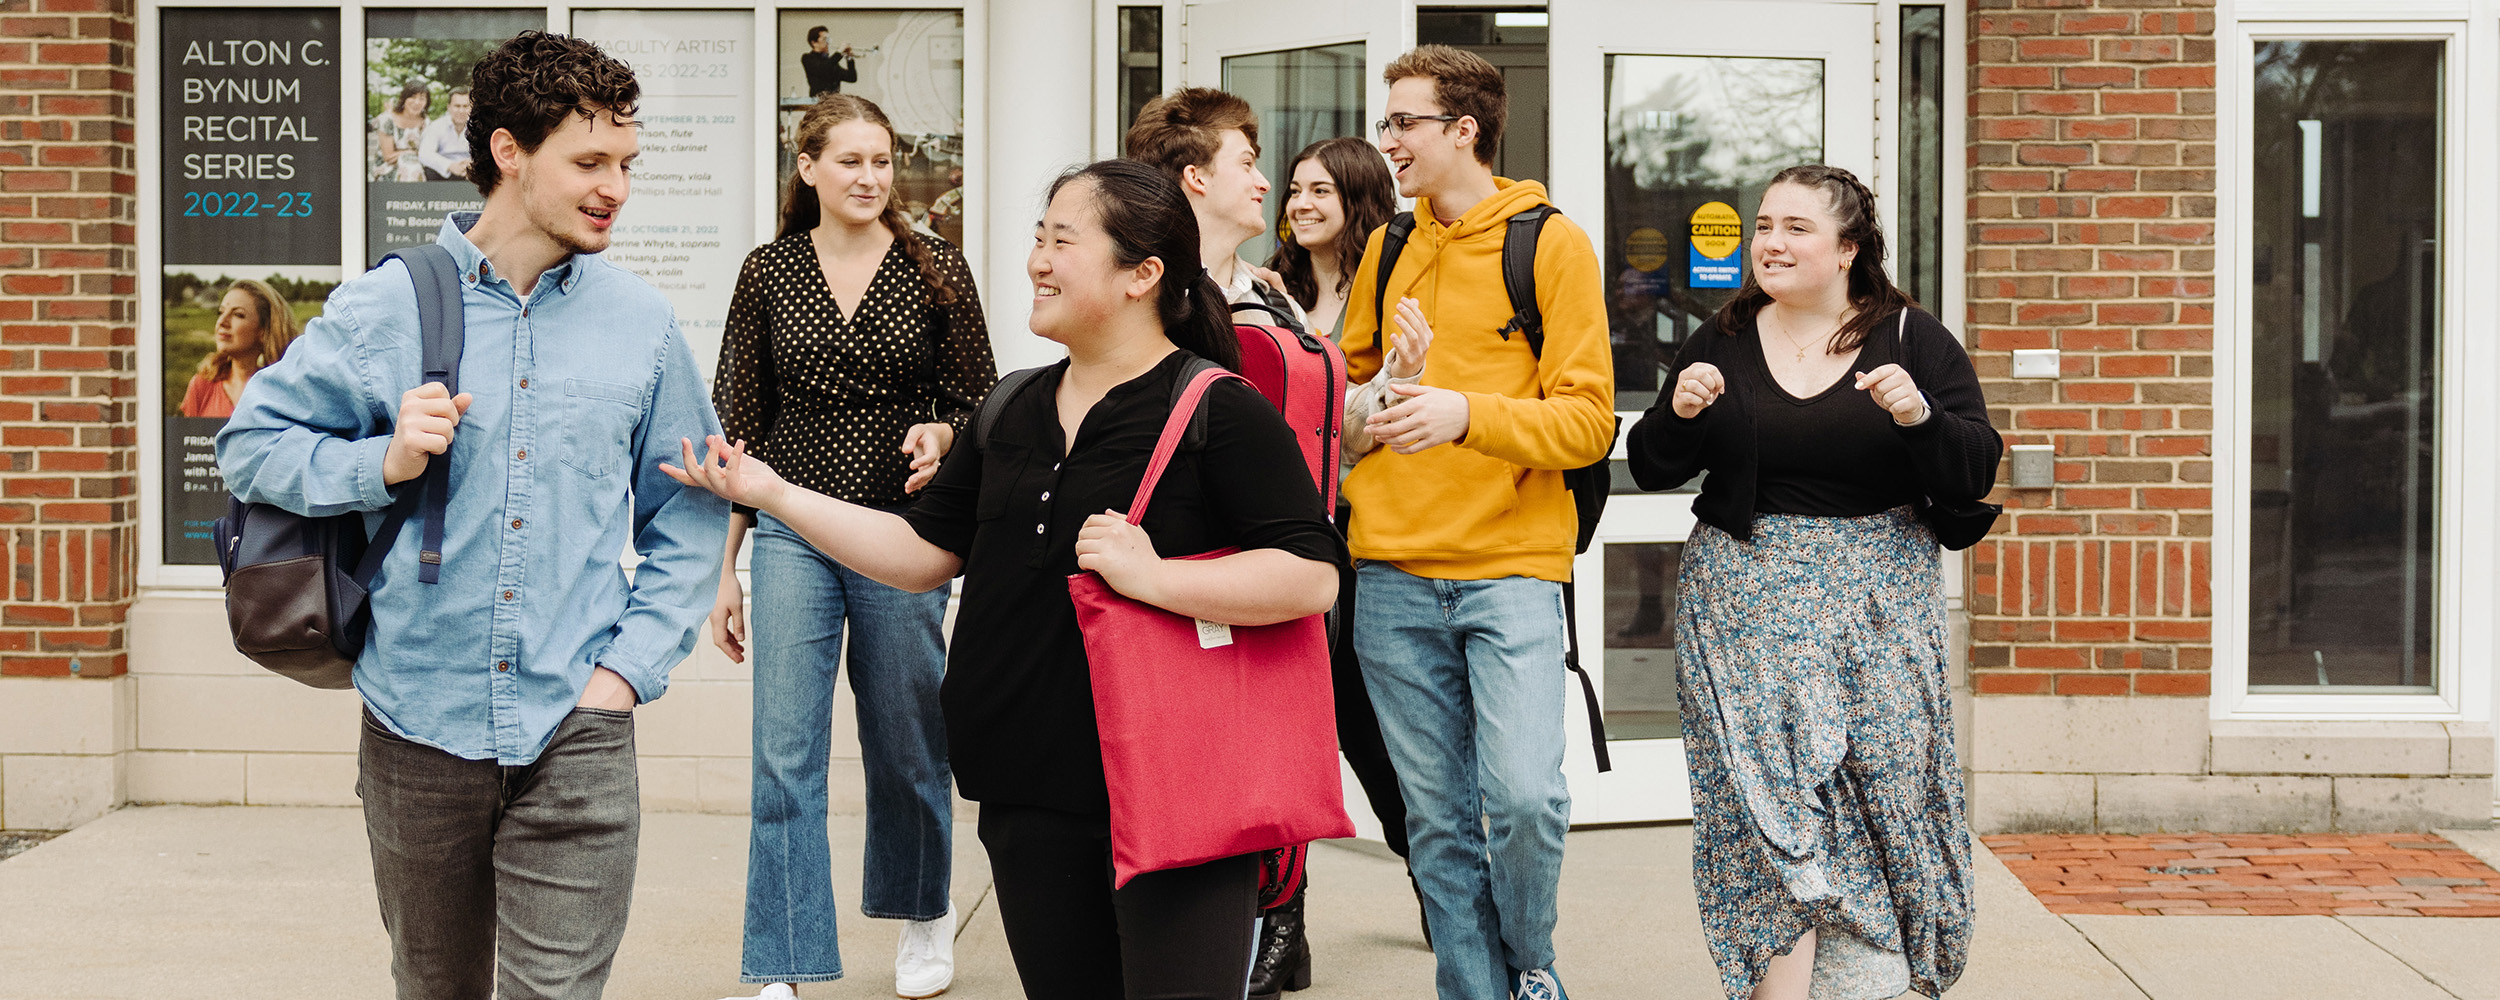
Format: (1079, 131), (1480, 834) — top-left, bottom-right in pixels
(0, 0), (138, 680)
(1965, 0), (2216, 697)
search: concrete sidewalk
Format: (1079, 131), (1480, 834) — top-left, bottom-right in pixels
(3, 806), (2499, 999)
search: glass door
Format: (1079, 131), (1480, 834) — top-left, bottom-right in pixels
(1179, 0), (1414, 261)
(1175, 0), (1413, 841)
(1551, 1), (1880, 823)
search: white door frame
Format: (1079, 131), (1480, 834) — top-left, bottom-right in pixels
(1552, 0), (1886, 823)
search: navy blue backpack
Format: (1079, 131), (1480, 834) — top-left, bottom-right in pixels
(212, 245), (463, 688)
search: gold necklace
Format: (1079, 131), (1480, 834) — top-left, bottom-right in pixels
(1766, 310), (1825, 362)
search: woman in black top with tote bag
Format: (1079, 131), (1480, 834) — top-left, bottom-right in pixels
(666, 158), (1345, 1000)
(1625, 165), (2000, 1000)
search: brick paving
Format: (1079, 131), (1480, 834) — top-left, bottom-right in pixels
(1984, 832), (2500, 916)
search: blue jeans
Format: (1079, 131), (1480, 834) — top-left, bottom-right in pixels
(741, 512), (954, 984)
(1353, 563), (1570, 1000)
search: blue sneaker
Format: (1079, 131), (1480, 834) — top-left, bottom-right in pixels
(1511, 966), (1567, 1000)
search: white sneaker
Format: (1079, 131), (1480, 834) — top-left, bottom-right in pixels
(716, 985), (796, 1000)
(895, 904), (955, 999)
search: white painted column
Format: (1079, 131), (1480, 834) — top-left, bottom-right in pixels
(982, 0), (1095, 374)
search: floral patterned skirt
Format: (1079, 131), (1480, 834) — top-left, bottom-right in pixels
(1675, 508), (1973, 1000)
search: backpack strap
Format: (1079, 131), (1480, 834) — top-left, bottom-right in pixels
(1369, 207), (1555, 357)
(1231, 279), (1308, 336)
(1369, 211), (1417, 332)
(972, 365), (1049, 453)
(359, 244), (464, 587)
(1560, 580), (1613, 773)
(1500, 205), (1555, 354)
(1168, 356), (1225, 452)
(971, 357), (1221, 462)
(1122, 364), (1244, 524)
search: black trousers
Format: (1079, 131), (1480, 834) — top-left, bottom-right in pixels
(1331, 546), (1410, 860)
(357, 707), (642, 1000)
(978, 802), (1260, 1000)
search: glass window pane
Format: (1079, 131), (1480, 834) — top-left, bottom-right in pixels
(363, 8), (546, 264)
(1604, 54), (1823, 492)
(775, 11), (969, 247)
(1117, 6), (1162, 153)
(1899, 5), (1946, 312)
(1604, 542), (1684, 740)
(1417, 9), (1548, 184)
(2249, 40), (2443, 692)
(578, 9), (760, 381)
(1221, 42), (1366, 262)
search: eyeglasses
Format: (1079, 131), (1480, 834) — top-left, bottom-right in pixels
(1374, 113), (1463, 138)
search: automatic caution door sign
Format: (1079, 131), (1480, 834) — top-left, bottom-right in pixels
(1688, 201), (1743, 288)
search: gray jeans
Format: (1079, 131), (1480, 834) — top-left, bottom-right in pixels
(358, 706), (642, 1000)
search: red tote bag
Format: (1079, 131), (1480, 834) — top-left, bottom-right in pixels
(1070, 365), (1354, 889)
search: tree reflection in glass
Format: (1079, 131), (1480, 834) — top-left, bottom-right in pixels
(1603, 54), (1822, 420)
(2249, 40), (2443, 692)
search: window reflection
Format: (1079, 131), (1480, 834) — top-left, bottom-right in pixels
(1117, 6), (1162, 152)
(1604, 54), (1822, 492)
(1221, 42), (1367, 263)
(775, 11), (967, 247)
(1899, 5), (1946, 313)
(2249, 40), (2442, 691)
(1604, 542), (1684, 741)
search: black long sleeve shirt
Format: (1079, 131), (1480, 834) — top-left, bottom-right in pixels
(1625, 306), (2002, 540)
(713, 232), (996, 511)
(801, 51), (857, 95)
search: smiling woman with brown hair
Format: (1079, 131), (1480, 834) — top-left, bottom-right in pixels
(1626, 163), (2001, 1000)
(1265, 136), (1398, 338)
(180, 279), (297, 418)
(706, 92), (994, 1000)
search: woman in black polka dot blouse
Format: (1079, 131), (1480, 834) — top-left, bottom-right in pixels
(707, 94), (996, 1000)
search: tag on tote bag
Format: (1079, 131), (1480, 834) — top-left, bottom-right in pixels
(1195, 618), (1233, 649)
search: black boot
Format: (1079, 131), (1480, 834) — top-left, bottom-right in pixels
(1247, 888), (1311, 999)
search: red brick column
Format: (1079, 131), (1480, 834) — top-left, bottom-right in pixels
(1965, 1), (2216, 697)
(0, 0), (138, 679)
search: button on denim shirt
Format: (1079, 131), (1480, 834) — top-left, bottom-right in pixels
(218, 214), (730, 764)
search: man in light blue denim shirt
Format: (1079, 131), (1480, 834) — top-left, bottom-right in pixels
(217, 32), (727, 1000)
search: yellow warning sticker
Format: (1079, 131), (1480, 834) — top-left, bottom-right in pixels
(1625, 228), (1670, 272)
(1689, 201), (1743, 258)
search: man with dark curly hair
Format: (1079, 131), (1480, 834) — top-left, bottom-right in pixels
(218, 31), (728, 1000)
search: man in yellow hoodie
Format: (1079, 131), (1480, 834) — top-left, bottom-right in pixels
(1340, 45), (1615, 1000)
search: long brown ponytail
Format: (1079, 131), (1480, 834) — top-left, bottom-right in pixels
(777, 93), (957, 305)
(1710, 163), (1912, 352)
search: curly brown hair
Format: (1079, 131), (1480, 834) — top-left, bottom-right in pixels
(463, 31), (641, 197)
(778, 94), (957, 305)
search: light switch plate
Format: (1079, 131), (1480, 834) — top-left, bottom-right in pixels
(2012, 349), (2061, 379)
(2009, 444), (2055, 489)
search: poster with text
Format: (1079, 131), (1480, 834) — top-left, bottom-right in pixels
(159, 266), (343, 565)
(162, 9), (340, 265)
(161, 8), (343, 564)
(776, 11), (965, 249)
(575, 9), (756, 381)
(363, 9), (544, 265)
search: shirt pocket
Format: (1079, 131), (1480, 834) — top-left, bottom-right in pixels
(974, 440), (1030, 522)
(555, 378), (645, 478)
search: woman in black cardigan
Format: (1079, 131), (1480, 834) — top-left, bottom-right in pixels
(1625, 165), (1999, 1000)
